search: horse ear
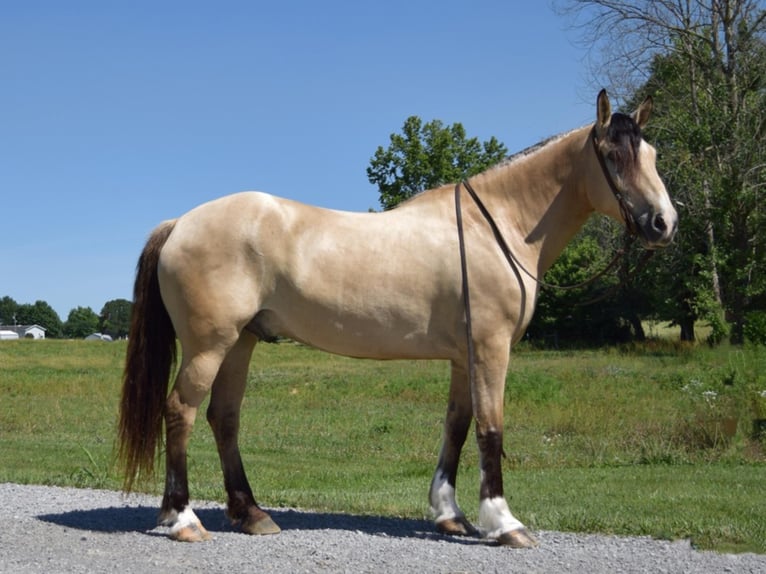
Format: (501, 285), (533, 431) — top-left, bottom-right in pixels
(596, 89), (611, 138)
(632, 95), (653, 129)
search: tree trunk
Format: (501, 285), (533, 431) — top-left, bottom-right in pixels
(703, 181), (723, 306)
(679, 316), (696, 342)
(627, 313), (646, 341)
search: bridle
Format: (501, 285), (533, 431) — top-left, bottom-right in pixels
(454, 126), (652, 385)
(454, 127), (641, 297)
(589, 127), (639, 236)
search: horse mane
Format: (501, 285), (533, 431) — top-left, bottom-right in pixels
(491, 128), (583, 172)
(604, 113), (643, 180)
(389, 129), (583, 211)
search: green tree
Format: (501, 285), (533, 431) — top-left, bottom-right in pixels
(0, 296), (19, 325)
(63, 306), (100, 338)
(99, 298), (132, 339)
(559, 0), (766, 343)
(15, 300), (63, 338)
(635, 6), (766, 343)
(526, 218), (659, 347)
(367, 116), (508, 210)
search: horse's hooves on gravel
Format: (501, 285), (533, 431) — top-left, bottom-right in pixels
(241, 512), (282, 535)
(171, 523), (212, 542)
(496, 528), (539, 548)
(436, 516), (479, 537)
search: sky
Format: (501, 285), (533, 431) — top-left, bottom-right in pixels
(1, 1), (599, 321)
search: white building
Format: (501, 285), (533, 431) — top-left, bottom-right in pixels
(0, 324), (47, 339)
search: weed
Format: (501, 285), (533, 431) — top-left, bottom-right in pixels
(70, 445), (112, 489)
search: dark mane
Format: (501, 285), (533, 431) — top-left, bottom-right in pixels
(607, 113), (642, 151)
(606, 113), (643, 178)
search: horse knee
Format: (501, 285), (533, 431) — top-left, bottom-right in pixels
(164, 389), (198, 439)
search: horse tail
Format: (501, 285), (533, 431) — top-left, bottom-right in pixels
(118, 219), (178, 492)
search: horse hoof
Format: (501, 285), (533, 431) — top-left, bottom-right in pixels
(496, 528), (539, 548)
(241, 509), (282, 535)
(435, 516), (478, 537)
(171, 523), (212, 542)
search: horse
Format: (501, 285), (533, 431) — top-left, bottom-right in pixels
(118, 90), (677, 547)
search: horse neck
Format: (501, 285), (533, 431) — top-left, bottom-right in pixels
(472, 126), (595, 274)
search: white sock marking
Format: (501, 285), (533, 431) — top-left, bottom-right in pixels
(478, 496), (525, 539)
(170, 506), (202, 535)
(429, 470), (464, 523)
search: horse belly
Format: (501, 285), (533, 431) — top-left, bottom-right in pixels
(255, 297), (457, 360)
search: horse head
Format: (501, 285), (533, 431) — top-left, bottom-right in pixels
(589, 89), (678, 249)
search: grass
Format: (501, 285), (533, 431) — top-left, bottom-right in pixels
(0, 339), (765, 553)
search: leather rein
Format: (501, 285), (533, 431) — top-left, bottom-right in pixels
(455, 127), (641, 293)
(454, 127), (653, 375)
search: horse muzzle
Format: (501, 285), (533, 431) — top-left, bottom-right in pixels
(635, 207), (678, 249)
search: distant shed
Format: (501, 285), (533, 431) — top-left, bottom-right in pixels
(85, 333), (113, 342)
(0, 325), (46, 339)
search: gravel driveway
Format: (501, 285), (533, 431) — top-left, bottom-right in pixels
(1, 483), (763, 573)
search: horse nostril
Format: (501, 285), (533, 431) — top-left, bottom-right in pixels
(652, 213), (667, 233)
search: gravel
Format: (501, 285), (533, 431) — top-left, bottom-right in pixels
(1, 483), (764, 573)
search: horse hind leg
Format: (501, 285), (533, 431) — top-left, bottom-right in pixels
(429, 362), (478, 537)
(206, 330), (280, 536)
(159, 333), (241, 542)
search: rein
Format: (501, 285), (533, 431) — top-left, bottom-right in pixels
(459, 178), (629, 293)
(454, 127), (653, 385)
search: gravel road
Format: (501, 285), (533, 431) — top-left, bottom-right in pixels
(1, 483), (764, 573)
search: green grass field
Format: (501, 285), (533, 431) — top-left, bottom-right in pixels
(1, 339), (764, 553)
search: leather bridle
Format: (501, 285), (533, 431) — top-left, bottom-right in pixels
(589, 127), (639, 237)
(454, 125), (650, 387)
(455, 126), (640, 297)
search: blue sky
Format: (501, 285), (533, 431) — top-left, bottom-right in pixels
(1, 1), (598, 321)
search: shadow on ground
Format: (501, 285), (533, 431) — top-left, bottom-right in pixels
(38, 504), (488, 545)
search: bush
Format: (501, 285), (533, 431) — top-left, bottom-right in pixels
(744, 311), (766, 346)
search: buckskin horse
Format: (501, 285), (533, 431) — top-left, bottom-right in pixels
(118, 90), (677, 547)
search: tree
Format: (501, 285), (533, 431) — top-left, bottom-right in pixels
(527, 226), (632, 346)
(367, 116), (508, 210)
(0, 295), (19, 325)
(558, 0), (766, 343)
(99, 299), (132, 339)
(15, 300), (63, 338)
(63, 306), (100, 338)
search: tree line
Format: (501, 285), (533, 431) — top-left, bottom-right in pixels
(368, 0), (766, 346)
(0, 296), (132, 339)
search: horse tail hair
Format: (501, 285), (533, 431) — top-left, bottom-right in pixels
(118, 219), (178, 492)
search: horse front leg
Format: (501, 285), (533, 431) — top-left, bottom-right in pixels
(473, 344), (538, 548)
(207, 332), (280, 536)
(429, 362), (477, 536)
